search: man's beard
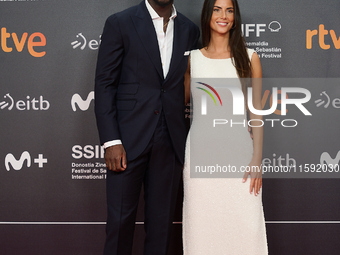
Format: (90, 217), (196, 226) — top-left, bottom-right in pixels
(152, 0), (174, 7)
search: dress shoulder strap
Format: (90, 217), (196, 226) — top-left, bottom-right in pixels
(190, 49), (200, 75)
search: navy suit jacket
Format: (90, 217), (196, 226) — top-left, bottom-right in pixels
(95, 1), (199, 163)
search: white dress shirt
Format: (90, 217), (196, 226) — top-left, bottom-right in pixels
(103, 0), (177, 149)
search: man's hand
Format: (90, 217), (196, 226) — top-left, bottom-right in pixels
(105, 144), (127, 172)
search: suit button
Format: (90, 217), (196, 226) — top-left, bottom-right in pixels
(161, 88), (166, 93)
(154, 110), (160, 115)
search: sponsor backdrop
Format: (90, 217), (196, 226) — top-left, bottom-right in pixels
(0, 0), (339, 254)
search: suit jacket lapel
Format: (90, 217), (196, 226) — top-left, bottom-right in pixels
(165, 16), (186, 82)
(131, 1), (164, 80)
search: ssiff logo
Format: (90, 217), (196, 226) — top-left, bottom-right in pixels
(71, 91), (94, 111)
(1, 27), (46, 57)
(241, 21), (281, 37)
(5, 151), (47, 171)
(72, 145), (104, 159)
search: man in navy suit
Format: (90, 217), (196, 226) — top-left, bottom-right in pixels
(94, 0), (199, 254)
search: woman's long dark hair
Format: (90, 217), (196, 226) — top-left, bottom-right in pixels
(201, 0), (252, 83)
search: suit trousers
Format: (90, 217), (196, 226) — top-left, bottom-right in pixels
(103, 113), (183, 255)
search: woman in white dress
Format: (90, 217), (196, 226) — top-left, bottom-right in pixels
(182, 0), (268, 254)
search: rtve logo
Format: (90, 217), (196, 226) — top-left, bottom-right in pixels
(1, 27), (46, 57)
(71, 91), (94, 111)
(306, 25), (340, 49)
(5, 151), (47, 171)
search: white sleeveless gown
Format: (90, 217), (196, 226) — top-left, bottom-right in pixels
(183, 49), (268, 255)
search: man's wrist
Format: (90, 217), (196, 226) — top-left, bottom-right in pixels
(103, 140), (122, 149)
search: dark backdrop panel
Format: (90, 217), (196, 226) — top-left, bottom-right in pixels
(1, 0), (339, 254)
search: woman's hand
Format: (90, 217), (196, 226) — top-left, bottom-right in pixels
(242, 158), (262, 196)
